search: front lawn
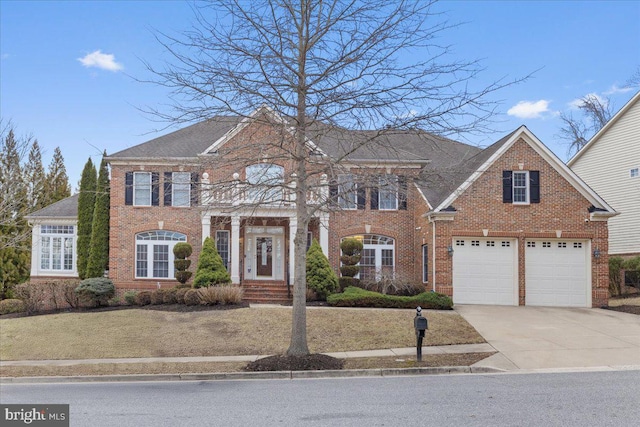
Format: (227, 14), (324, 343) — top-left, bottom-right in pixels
(0, 306), (483, 361)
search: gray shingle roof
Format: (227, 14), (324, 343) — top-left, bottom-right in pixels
(25, 194), (79, 219)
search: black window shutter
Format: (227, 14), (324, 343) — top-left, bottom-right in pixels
(151, 172), (160, 206)
(502, 171), (513, 203)
(530, 170), (540, 203)
(356, 186), (366, 210)
(329, 182), (338, 204)
(370, 185), (379, 210)
(398, 175), (407, 210)
(164, 172), (172, 206)
(190, 172), (199, 206)
(125, 172), (133, 205)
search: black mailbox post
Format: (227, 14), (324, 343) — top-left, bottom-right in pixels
(414, 306), (428, 362)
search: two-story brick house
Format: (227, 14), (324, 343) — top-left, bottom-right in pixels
(28, 106), (616, 307)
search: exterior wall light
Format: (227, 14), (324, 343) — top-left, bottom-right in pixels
(593, 248), (601, 259)
(447, 245), (454, 256)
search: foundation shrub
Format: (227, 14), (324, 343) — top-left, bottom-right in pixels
(134, 291), (152, 306)
(75, 278), (115, 308)
(14, 281), (81, 313)
(193, 237), (231, 288)
(175, 287), (190, 304)
(163, 288), (179, 304)
(0, 299), (26, 315)
(150, 289), (167, 305)
(123, 291), (138, 305)
(184, 289), (202, 306)
(198, 285), (243, 305)
(609, 256), (625, 296)
(359, 274), (424, 296)
(306, 239), (338, 300)
(327, 286), (452, 310)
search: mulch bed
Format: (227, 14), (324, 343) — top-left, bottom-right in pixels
(604, 305), (640, 315)
(245, 354), (344, 371)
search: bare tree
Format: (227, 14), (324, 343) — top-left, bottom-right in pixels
(559, 94), (613, 156)
(144, 0), (524, 356)
(627, 66), (640, 87)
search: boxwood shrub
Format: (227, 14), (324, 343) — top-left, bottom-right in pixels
(0, 299), (26, 315)
(75, 278), (115, 307)
(327, 286), (453, 310)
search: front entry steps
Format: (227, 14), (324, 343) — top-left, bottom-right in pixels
(241, 280), (291, 304)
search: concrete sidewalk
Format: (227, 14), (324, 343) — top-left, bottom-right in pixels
(457, 305), (640, 371)
(0, 343), (495, 367)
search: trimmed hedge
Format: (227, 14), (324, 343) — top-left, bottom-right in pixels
(327, 286), (453, 310)
(134, 291), (152, 306)
(0, 299), (26, 315)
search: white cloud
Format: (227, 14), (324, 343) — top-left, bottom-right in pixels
(603, 84), (634, 95)
(78, 50), (123, 72)
(507, 100), (550, 119)
(568, 92), (608, 110)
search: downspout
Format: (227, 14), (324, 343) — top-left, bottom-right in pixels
(431, 220), (436, 292)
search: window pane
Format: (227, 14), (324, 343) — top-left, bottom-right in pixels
(41, 237), (50, 269)
(216, 231), (230, 270)
(173, 172), (191, 207)
(512, 172), (528, 203)
(378, 175), (397, 210)
(338, 174), (357, 209)
(153, 244), (169, 278)
(52, 237), (62, 270)
(422, 245), (428, 283)
(360, 249), (376, 281)
(136, 244), (148, 277)
(134, 172), (151, 206)
(246, 163), (284, 202)
(64, 238), (74, 270)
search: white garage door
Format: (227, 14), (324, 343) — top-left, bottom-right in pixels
(525, 240), (590, 307)
(452, 238), (518, 305)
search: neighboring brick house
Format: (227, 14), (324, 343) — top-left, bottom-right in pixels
(27, 107), (616, 307)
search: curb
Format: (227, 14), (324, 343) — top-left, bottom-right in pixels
(0, 366), (505, 384)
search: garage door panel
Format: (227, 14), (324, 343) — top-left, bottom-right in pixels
(453, 238), (517, 306)
(525, 240), (590, 307)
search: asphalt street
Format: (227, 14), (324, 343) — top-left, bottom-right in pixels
(2, 370), (639, 426)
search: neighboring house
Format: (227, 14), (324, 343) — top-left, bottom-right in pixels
(568, 91), (640, 258)
(25, 194), (79, 280)
(27, 106), (617, 307)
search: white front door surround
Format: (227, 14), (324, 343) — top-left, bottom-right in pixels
(245, 227), (284, 280)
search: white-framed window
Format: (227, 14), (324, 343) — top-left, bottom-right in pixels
(134, 172), (152, 206)
(422, 244), (428, 283)
(215, 230), (230, 271)
(343, 234), (395, 282)
(40, 225), (74, 271)
(338, 174), (358, 209)
(246, 163), (284, 202)
(512, 171), (529, 204)
(306, 231), (313, 252)
(378, 174), (398, 210)
(631, 168), (639, 178)
(135, 231), (187, 279)
(172, 172), (191, 207)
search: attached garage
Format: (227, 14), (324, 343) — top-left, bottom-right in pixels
(525, 240), (591, 307)
(452, 238), (518, 305)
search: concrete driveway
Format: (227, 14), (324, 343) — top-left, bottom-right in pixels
(455, 305), (640, 371)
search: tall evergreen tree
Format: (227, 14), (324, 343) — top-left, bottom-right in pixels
(45, 146), (71, 205)
(86, 153), (110, 278)
(0, 127), (30, 297)
(23, 139), (47, 212)
(77, 158), (97, 279)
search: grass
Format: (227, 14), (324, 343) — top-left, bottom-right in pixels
(0, 306), (484, 361)
(0, 354), (495, 378)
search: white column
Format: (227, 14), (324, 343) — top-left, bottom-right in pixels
(319, 212), (329, 256)
(289, 217), (297, 284)
(30, 222), (40, 276)
(231, 215), (241, 284)
(201, 213), (211, 244)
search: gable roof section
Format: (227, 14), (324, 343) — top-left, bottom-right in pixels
(431, 126), (616, 215)
(25, 194), (79, 220)
(568, 91), (640, 167)
(108, 117), (242, 159)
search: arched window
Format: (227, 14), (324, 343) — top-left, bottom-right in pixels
(246, 163), (284, 202)
(135, 231), (187, 279)
(343, 234), (395, 282)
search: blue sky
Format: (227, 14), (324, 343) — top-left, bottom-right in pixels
(1, 1), (639, 188)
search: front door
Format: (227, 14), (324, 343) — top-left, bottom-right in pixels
(255, 236), (273, 278)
